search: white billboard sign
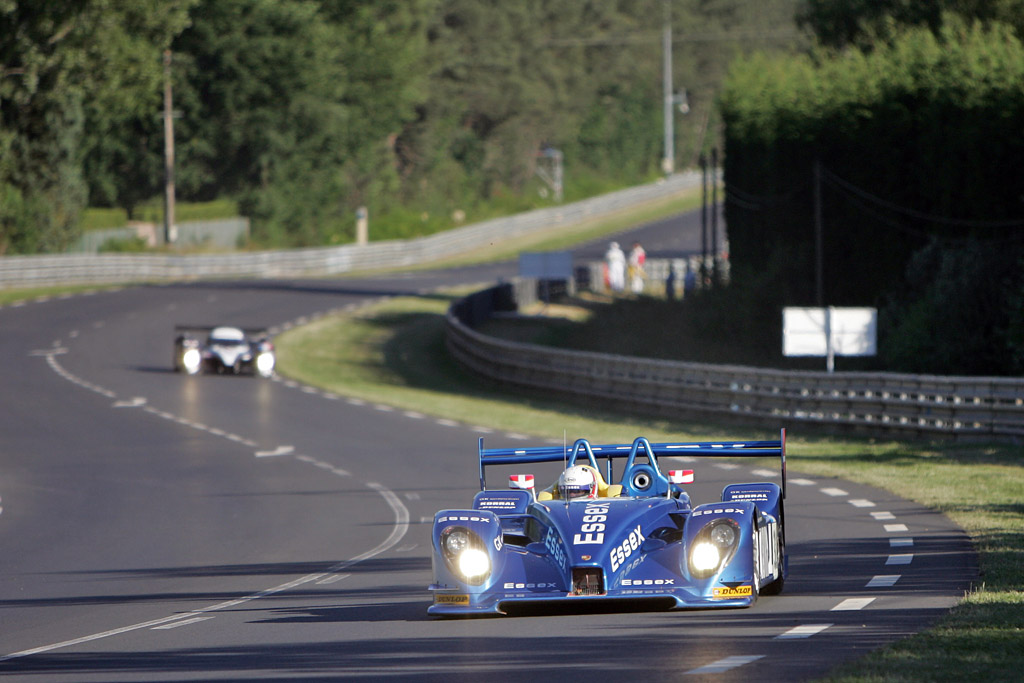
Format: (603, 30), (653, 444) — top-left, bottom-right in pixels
(783, 307), (877, 370)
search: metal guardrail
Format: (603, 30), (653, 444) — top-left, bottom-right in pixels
(446, 281), (1024, 440)
(0, 173), (700, 289)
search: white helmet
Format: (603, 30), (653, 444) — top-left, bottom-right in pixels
(558, 465), (597, 500)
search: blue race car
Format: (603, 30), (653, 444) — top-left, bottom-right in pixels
(428, 432), (787, 616)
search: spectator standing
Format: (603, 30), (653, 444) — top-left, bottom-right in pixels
(605, 241), (626, 292)
(628, 241), (646, 293)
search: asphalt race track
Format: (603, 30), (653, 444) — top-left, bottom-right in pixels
(0, 210), (975, 681)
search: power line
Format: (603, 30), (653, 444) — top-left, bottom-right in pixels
(820, 165), (1024, 229)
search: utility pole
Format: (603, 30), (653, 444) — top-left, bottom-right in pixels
(711, 147), (719, 281)
(814, 159), (823, 307)
(700, 153), (708, 283)
(662, 0), (674, 175)
(163, 50), (176, 244)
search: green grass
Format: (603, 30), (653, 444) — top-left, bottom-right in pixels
(0, 284), (122, 307)
(80, 198), (240, 232)
(274, 290), (1023, 683)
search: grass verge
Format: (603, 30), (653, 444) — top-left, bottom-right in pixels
(275, 290), (1023, 683)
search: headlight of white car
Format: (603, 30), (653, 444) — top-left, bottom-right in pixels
(255, 352), (275, 377)
(182, 348), (202, 374)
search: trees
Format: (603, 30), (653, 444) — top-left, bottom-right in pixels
(3, 1), (804, 253)
(721, 14), (1024, 373)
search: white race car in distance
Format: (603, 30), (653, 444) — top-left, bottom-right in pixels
(173, 325), (275, 377)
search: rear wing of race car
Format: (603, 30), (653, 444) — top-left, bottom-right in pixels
(174, 325), (271, 338)
(479, 429), (787, 498)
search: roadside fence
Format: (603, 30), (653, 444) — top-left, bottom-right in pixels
(0, 173), (700, 289)
(446, 279), (1024, 440)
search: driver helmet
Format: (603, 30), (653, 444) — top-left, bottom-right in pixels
(558, 465), (597, 500)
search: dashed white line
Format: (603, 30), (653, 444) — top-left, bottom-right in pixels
(886, 554), (914, 565)
(871, 511), (896, 520)
(685, 655), (765, 675)
(750, 468), (777, 478)
(789, 478), (816, 486)
(776, 624), (832, 639)
(255, 445), (295, 458)
(112, 397), (147, 408)
(867, 575), (901, 587)
(849, 498), (875, 508)
(890, 537), (914, 547)
(435, 419), (459, 427)
(884, 523), (909, 533)
(820, 487), (848, 497)
(832, 597), (876, 611)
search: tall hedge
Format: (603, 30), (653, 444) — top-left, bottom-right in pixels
(721, 18), (1024, 309)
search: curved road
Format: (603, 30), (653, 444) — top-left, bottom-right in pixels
(0, 210), (974, 681)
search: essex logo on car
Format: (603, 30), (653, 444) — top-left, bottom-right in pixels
(573, 502), (610, 544)
(609, 525), (647, 572)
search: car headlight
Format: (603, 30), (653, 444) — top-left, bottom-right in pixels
(255, 352), (275, 376)
(183, 348), (202, 374)
(457, 549), (491, 579)
(690, 542), (721, 572)
(689, 519), (741, 578)
(440, 526), (491, 585)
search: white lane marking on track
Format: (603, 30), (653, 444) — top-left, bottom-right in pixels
(750, 468), (777, 478)
(867, 575), (901, 587)
(849, 499), (875, 508)
(316, 573), (350, 585)
(884, 523), (909, 532)
(22, 337), (411, 662)
(788, 478), (816, 486)
(0, 474), (409, 663)
(832, 597), (876, 611)
(112, 397), (147, 408)
(255, 445), (295, 458)
(886, 554), (914, 565)
(435, 419), (458, 427)
(714, 463), (739, 470)
(820, 487), (848, 497)
(890, 537), (914, 547)
(685, 655), (765, 675)
(776, 624), (832, 639)
(871, 511), (896, 520)
(151, 616), (214, 630)
(404, 411), (425, 419)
